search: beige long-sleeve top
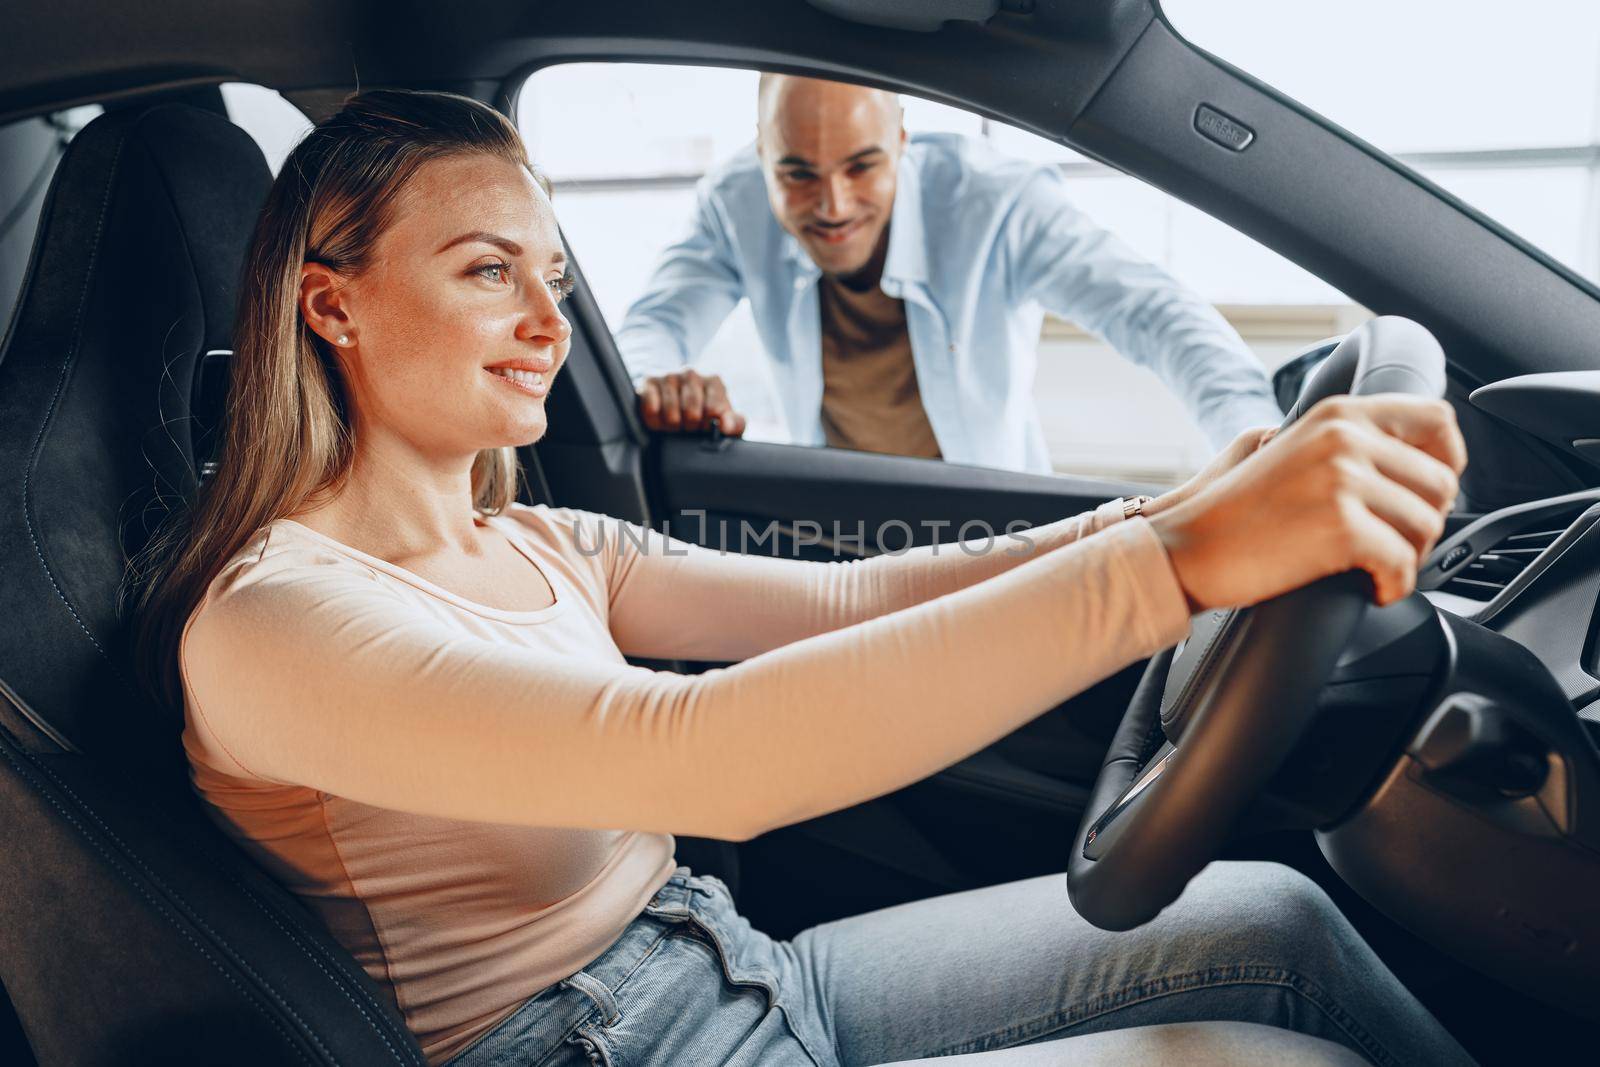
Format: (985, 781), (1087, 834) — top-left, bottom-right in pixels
(180, 500), (1191, 1064)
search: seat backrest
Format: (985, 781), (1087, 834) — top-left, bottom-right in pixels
(0, 103), (428, 1066)
(0, 102), (244, 756)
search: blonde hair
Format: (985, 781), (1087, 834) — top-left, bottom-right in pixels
(132, 89), (539, 709)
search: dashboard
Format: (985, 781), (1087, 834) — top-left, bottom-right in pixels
(1419, 489), (1600, 741)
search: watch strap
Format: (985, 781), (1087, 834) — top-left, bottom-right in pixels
(1121, 494), (1156, 520)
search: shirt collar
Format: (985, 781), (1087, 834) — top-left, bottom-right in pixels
(881, 148), (926, 288)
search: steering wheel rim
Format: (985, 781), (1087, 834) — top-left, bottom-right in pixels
(1065, 316), (1448, 931)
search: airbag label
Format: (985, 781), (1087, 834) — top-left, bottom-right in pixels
(1195, 104), (1255, 151)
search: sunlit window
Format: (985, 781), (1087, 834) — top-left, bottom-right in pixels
(221, 83), (311, 174)
(519, 63), (1370, 485)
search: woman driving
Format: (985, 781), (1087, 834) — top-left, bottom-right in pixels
(136, 90), (1474, 1067)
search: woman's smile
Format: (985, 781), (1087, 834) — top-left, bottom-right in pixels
(486, 363), (553, 398)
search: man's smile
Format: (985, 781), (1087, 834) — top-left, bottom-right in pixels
(806, 218), (867, 245)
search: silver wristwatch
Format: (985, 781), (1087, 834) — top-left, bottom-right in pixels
(1120, 494), (1156, 520)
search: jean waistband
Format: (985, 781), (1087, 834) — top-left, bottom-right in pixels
(442, 869), (723, 1066)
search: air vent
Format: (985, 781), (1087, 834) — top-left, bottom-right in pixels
(1441, 506), (1586, 601)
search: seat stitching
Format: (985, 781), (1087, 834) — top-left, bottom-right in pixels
(187, 599), (423, 1055)
(0, 740), (319, 1065)
(19, 123), (129, 666)
(184, 632), (424, 1055)
(212, 863), (426, 1066)
(17, 112), (421, 1064)
(317, 789), (417, 1041)
(137, 117), (233, 497)
(13, 741), (420, 1064)
(191, 780), (423, 1062)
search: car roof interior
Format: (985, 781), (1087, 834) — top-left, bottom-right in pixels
(1, 2), (1597, 1064)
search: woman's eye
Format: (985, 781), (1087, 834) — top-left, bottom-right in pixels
(474, 262), (512, 284)
(546, 273), (576, 302)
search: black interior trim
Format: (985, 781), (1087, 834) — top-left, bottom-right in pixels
(1070, 20), (1600, 393)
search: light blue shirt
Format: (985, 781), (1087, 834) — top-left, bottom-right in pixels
(616, 133), (1283, 473)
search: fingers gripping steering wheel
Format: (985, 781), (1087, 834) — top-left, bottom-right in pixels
(1066, 316), (1448, 931)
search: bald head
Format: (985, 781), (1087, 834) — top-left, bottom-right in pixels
(755, 74), (908, 278)
(757, 74), (903, 137)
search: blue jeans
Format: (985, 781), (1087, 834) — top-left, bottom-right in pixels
(442, 862), (1473, 1067)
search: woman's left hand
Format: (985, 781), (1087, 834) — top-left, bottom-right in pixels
(1143, 424), (1279, 519)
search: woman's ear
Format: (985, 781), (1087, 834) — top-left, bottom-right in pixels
(300, 263), (354, 349)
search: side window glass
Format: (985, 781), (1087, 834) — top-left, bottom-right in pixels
(519, 63), (1367, 488)
(0, 106), (100, 338)
(518, 66), (788, 442)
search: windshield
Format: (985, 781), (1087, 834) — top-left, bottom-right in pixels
(1161, 0), (1600, 286)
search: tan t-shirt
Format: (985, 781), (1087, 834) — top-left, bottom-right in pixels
(818, 274), (942, 458)
(180, 501), (1189, 1063)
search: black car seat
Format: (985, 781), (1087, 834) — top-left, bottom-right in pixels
(0, 102), (430, 1066)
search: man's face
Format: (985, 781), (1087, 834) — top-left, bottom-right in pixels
(758, 78), (906, 278)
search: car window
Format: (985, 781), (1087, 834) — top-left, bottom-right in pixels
(518, 63), (1367, 487)
(1161, 0), (1600, 287)
(221, 82), (311, 174)
(0, 105), (100, 339)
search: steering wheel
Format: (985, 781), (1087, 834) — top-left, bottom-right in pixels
(1066, 316), (1448, 930)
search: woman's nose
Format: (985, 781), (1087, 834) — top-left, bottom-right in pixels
(519, 294), (571, 346)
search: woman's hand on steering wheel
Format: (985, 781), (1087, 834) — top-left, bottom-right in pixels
(1148, 394), (1466, 614)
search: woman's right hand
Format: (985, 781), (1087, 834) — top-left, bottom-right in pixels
(1148, 394), (1467, 613)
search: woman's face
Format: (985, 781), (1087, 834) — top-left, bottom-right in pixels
(303, 153), (573, 461)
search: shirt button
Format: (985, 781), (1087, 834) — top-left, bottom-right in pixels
(949, 344), (958, 353)
(794, 277), (808, 291)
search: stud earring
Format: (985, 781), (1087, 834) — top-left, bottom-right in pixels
(337, 334), (350, 346)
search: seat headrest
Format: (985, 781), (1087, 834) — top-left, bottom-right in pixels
(0, 103), (271, 754)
